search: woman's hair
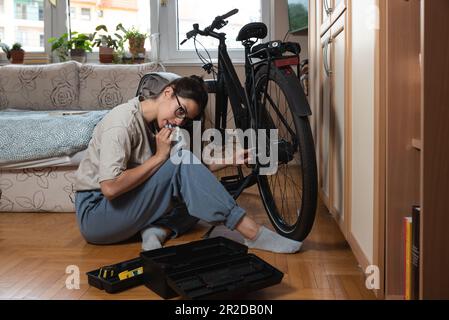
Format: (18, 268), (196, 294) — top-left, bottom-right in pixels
(152, 75), (209, 151)
(157, 75), (209, 121)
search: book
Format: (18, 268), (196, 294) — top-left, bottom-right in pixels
(404, 216), (412, 300)
(411, 206), (421, 300)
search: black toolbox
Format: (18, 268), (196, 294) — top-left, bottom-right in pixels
(86, 257), (144, 294)
(140, 237), (284, 300)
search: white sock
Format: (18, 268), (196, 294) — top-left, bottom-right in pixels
(141, 226), (169, 251)
(244, 226), (303, 254)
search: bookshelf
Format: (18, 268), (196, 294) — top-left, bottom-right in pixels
(382, 0), (449, 299)
(420, 0), (449, 299)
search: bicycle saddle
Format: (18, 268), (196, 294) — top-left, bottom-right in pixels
(236, 22), (268, 41)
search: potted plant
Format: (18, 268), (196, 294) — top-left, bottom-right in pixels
(92, 25), (119, 64)
(116, 23), (148, 60)
(49, 32), (93, 63)
(0, 42), (11, 61)
(48, 33), (70, 62)
(10, 43), (25, 64)
(69, 32), (93, 63)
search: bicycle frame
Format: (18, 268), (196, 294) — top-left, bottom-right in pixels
(200, 36), (260, 203)
(207, 37), (306, 134)
(195, 26), (313, 239)
(203, 31), (306, 201)
(205, 38), (250, 134)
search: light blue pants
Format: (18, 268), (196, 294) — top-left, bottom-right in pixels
(75, 150), (246, 245)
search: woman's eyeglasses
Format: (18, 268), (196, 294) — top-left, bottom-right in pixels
(174, 94), (190, 121)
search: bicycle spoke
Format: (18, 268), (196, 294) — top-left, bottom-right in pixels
(285, 166), (300, 221)
(276, 164), (301, 225)
(259, 79), (306, 228)
(264, 92), (296, 139)
(284, 166), (303, 191)
(282, 164), (291, 224)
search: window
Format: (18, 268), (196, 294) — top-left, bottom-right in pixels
(69, 0), (151, 52)
(0, 0), (44, 51)
(160, 0), (271, 62)
(80, 7), (91, 21)
(69, 6), (76, 20)
(16, 27), (41, 49)
(15, 0), (43, 21)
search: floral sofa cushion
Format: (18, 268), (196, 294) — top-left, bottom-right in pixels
(0, 167), (77, 212)
(0, 61), (80, 110)
(78, 62), (162, 110)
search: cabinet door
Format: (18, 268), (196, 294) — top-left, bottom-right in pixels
(320, 0), (332, 35)
(319, 30), (332, 205)
(332, 0), (347, 23)
(334, 0), (346, 11)
(330, 12), (347, 225)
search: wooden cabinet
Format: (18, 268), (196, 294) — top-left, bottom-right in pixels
(333, 0), (347, 17)
(381, 0), (449, 300)
(310, 0), (449, 299)
(319, 0), (347, 36)
(316, 6), (348, 235)
(319, 0), (332, 33)
(329, 12), (347, 226)
(312, 0), (376, 292)
(319, 30), (332, 207)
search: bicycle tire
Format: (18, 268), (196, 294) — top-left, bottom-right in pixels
(253, 64), (318, 241)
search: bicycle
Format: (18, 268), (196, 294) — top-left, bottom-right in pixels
(174, 9), (318, 241)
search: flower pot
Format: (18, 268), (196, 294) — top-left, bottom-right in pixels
(11, 50), (25, 64)
(128, 37), (146, 58)
(70, 49), (86, 63)
(99, 46), (114, 64)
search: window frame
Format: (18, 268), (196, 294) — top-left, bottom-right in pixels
(80, 7), (91, 21)
(0, 0), (46, 53)
(4, 0), (274, 62)
(159, 0), (272, 64)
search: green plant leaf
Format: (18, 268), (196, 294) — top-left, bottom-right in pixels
(95, 25), (108, 32)
(116, 23), (127, 34)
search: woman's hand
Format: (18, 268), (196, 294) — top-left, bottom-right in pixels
(206, 146), (255, 173)
(155, 127), (173, 161)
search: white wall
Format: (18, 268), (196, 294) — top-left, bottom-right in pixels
(351, 0), (376, 264)
(273, 0), (308, 60)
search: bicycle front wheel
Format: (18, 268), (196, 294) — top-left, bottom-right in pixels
(254, 64), (318, 241)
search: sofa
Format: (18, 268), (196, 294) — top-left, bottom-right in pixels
(0, 61), (176, 212)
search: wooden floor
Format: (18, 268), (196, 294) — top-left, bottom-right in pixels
(0, 183), (376, 300)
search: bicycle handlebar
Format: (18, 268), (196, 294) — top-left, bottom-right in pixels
(219, 9), (239, 21)
(180, 8), (239, 45)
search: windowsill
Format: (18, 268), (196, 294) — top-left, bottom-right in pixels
(3, 51), (246, 67)
(162, 58), (245, 67)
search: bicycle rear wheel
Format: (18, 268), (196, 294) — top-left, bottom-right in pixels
(254, 64), (318, 241)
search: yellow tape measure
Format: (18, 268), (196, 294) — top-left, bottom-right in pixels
(118, 267), (143, 280)
(99, 266), (117, 279)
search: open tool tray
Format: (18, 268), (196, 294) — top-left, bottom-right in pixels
(86, 257), (143, 294)
(140, 237), (283, 299)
